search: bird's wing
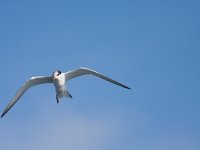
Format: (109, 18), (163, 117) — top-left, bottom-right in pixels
(1, 76), (53, 118)
(64, 67), (130, 89)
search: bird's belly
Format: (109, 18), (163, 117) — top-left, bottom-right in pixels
(53, 79), (66, 92)
(54, 83), (65, 92)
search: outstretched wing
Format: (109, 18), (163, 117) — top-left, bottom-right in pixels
(64, 67), (130, 89)
(1, 76), (53, 118)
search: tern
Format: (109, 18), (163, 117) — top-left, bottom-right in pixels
(1, 67), (130, 118)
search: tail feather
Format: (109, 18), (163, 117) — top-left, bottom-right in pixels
(56, 90), (72, 103)
(56, 95), (59, 103)
(66, 91), (73, 98)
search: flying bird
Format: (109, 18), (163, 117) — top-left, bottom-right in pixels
(1, 67), (130, 118)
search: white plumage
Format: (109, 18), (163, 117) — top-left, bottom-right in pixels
(1, 67), (130, 118)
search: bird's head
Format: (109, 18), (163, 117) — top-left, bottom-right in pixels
(52, 70), (62, 79)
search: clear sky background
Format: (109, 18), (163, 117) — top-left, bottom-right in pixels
(0, 0), (199, 150)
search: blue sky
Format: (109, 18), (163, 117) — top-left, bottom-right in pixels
(0, 0), (200, 150)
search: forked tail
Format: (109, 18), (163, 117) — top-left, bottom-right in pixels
(66, 90), (73, 98)
(56, 90), (73, 103)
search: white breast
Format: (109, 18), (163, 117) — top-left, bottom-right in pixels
(53, 73), (66, 94)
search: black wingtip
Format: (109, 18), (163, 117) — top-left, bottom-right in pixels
(1, 113), (5, 118)
(123, 85), (131, 90)
(1, 109), (8, 118)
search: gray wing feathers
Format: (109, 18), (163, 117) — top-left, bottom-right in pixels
(65, 67), (130, 89)
(1, 76), (52, 118)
